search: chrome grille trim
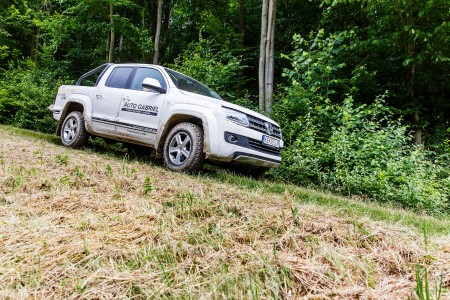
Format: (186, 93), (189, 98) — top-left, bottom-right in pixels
(247, 115), (282, 139)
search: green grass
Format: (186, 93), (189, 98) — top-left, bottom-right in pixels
(212, 171), (450, 235)
(2, 124), (449, 235)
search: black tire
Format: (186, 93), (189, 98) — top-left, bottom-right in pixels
(163, 122), (205, 172)
(60, 111), (88, 148)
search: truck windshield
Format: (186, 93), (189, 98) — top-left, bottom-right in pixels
(165, 68), (222, 100)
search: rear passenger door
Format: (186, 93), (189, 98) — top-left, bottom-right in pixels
(91, 66), (134, 134)
(115, 67), (168, 146)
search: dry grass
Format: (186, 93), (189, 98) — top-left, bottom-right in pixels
(0, 128), (449, 299)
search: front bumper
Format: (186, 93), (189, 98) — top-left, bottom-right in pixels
(48, 104), (61, 121)
(224, 131), (281, 167)
(232, 151), (281, 167)
(208, 121), (283, 168)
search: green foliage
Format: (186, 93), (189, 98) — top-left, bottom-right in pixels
(322, 0), (450, 138)
(275, 94), (449, 214)
(273, 32), (450, 214)
(0, 60), (66, 133)
(281, 30), (351, 101)
(169, 37), (247, 103)
(143, 176), (154, 194)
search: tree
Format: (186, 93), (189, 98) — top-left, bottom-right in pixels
(323, 0), (450, 145)
(108, 0), (115, 63)
(258, 0), (277, 113)
(153, 0), (163, 64)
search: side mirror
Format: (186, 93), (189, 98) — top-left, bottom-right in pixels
(142, 78), (166, 94)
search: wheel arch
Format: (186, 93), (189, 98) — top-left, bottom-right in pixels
(56, 101), (85, 136)
(155, 114), (204, 159)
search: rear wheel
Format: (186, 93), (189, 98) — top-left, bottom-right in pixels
(60, 111), (88, 148)
(163, 122), (205, 172)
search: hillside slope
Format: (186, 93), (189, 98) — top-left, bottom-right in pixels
(0, 126), (449, 299)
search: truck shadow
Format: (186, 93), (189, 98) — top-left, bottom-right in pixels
(82, 136), (222, 177)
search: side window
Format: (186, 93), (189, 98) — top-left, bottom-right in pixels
(130, 68), (167, 91)
(77, 64), (110, 87)
(105, 67), (134, 89)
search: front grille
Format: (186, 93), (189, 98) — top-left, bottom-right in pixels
(225, 132), (281, 157)
(248, 138), (281, 156)
(247, 115), (282, 139)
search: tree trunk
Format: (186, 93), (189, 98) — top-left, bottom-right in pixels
(160, 0), (174, 63)
(264, 0), (276, 113)
(413, 111), (422, 144)
(153, 0), (163, 64)
(31, 27), (40, 62)
(402, 9), (420, 144)
(239, 0), (246, 47)
(258, 0), (269, 111)
(259, 0), (276, 113)
(108, 1), (115, 63)
(106, 33), (110, 61)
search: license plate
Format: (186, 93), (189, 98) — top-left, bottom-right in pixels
(262, 135), (280, 148)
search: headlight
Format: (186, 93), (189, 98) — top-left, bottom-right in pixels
(223, 107), (249, 127)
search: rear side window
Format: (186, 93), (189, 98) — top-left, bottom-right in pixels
(105, 67), (134, 89)
(130, 68), (167, 91)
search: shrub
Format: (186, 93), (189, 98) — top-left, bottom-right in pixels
(273, 96), (449, 214)
(0, 60), (67, 133)
(272, 31), (449, 214)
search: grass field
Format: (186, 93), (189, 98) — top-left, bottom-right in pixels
(0, 125), (449, 299)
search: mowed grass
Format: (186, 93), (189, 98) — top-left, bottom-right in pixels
(0, 125), (449, 299)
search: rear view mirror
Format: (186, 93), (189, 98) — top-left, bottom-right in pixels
(142, 78), (166, 94)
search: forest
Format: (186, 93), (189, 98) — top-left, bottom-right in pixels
(0, 0), (449, 214)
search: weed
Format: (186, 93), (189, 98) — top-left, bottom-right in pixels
(75, 283), (86, 293)
(143, 176), (154, 194)
(290, 206), (300, 225)
(54, 154), (69, 166)
(422, 224), (429, 252)
(415, 264), (443, 300)
(73, 166), (84, 182)
(105, 164), (113, 176)
(59, 174), (71, 186)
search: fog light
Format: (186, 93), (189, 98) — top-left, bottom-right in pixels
(227, 134), (238, 143)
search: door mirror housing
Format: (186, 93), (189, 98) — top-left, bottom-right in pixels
(142, 78), (166, 94)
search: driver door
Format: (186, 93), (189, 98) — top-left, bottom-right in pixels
(116, 67), (168, 146)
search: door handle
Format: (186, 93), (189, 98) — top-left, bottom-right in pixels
(96, 94), (102, 99)
(123, 96), (131, 101)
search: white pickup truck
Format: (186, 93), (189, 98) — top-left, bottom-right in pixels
(49, 63), (283, 174)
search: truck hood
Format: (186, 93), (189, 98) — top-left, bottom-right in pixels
(219, 101), (280, 126)
(178, 90), (280, 127)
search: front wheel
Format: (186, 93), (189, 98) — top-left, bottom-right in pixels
(60, 111), (88, 148)
(163, 122), (205, 172)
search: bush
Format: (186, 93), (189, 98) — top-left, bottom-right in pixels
(273, 96), (449, 214)
(0, 60), (66, 133)
(272, 32), (449, 214)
